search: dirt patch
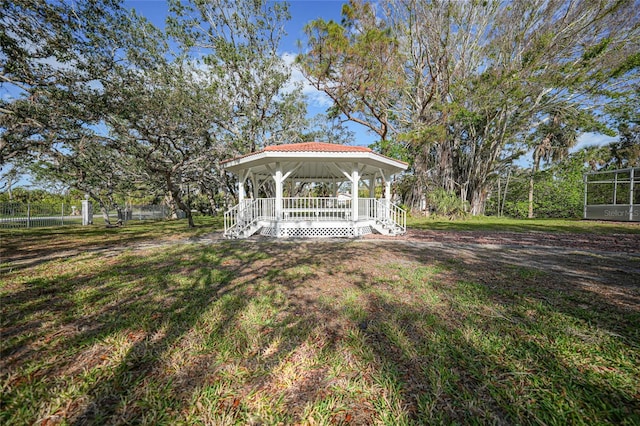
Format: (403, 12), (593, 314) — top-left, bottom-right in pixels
(3, 231), (639, 425)
(365, 228), (640, 253)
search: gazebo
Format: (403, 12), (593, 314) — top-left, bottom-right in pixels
(222, 142), (408, 238)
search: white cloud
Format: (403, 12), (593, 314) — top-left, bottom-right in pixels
(281, 51), (333, 109)
(572, 132), (617, 152)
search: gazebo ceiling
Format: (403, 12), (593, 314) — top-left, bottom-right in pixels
(222, 142), (408, 181)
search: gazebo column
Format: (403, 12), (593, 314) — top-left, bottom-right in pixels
(237, 169), (249, 205)
(385, 180), (391, 205)
(369, 173), (376, 198)
(274, 163), (283, 220)
(268, 162), (302, 236)
(238, 182), (245, 204)
(380, 170), (392, 221)
(249, 171), (259, 199)
(351, 164), (359, 221)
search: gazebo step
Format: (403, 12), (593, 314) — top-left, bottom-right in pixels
(371, 221), (405, 236)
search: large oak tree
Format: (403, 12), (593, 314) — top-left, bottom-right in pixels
(299, 0), (640, 214)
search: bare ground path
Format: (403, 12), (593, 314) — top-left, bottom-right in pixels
(2, 225), (639, 424)
(3, 228), (639, 276)
(4, 228), (638, 317)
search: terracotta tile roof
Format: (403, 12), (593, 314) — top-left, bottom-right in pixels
(221, 141), (408, 167)
(263, 142), (371, 153)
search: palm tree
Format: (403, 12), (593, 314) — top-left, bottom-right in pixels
(528, 113), (578, 218)
(580, 145), (609, 171)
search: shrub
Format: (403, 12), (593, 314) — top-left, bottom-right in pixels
(428, 188), (469, 218)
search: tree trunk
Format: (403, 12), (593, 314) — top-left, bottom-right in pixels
(100, 205), (111, 225)
(501, 168), (511, 217)
(469, 186), (488, 216)
(185, 207), (194, 228)
(528, 149), (541, 219)
(206, 193), (218, 216)
(164, 194), (179, 219)
(166, 175), (194, 228)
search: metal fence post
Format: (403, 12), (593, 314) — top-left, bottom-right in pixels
(630, 168), (635, 222)
(27, 202), (31, 228)
(61, 202), (65, 225)
(82, 198), (93, 225)
(583, 173), (588, 220)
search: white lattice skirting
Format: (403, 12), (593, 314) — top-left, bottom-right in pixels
(259, 226), (278, 237)
(258, 222), (373, 238)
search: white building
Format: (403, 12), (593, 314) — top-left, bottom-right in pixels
(222, 142), (408, 238)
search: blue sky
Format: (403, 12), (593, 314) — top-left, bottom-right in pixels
(3, 1), (618, 188)
(123, 0), (616, 159)
(124, 0), (347, 122)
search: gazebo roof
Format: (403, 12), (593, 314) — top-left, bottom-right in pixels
(222, 142), (408, 181)
(263, 142), (371, 153)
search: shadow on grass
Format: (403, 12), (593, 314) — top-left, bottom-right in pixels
(0, 216), (223, 273)
(1, 241), (350, 424)
(400, 242), (640, 345)
(351, 290), (638, 423)
(1, 239), (639, 424)
(407, 216), (640, 234)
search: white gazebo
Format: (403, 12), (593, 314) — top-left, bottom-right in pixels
(222, 142), (408, 238)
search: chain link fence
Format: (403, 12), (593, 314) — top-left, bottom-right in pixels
(0, 202), (82, 228)
(0, 202), (172, 228)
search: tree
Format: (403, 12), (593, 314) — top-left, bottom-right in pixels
(607, 86), (640, 168)
(525, 106), (607, 218)
(30, 136), (141, 224)
(1, 3), (186, 224)
(0, 160), (27, 200)
(300, 114), (355, 145)
(169, 0), (306, 155)
(610, 125), (640, 167)
(106, 58), (225, 227)
(297, 0), (402, 144)
(0, 0), (131, 165)
(165, 0), (307, 209)
(298, 0), (640, 215)
(579, 145), (611, 171)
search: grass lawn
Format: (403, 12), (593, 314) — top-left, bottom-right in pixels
(1, 218), (639, 424)
(407, 215), (640, 234)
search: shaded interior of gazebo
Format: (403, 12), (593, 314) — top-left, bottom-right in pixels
(222, 142), (408, 238)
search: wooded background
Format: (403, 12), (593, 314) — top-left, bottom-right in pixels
(2, 0), (638, 225)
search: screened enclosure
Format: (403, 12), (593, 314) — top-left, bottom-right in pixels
(583, 167), (639, 221)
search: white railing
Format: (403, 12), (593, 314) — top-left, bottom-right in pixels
(247, 198), (276, 221)
(282, 197), (351, 221)
(224, 198), (275, 237)
(224, 200), (245, 237)
(359, 198), (406, 233)
(358, 198), (379, 220)
(224, 197), (406, 237)
(385, 200), (407, 233)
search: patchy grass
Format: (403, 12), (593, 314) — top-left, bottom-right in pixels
(1, 225), (639, 424)
(0, 216), (222, 273)
(407, 215), (640, 234)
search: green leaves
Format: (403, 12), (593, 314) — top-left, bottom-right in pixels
(0, 0), (130, 165)
(298, 0), (401, 141)
(582, 38), (612, 62)
(298, 0), (640, 214)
